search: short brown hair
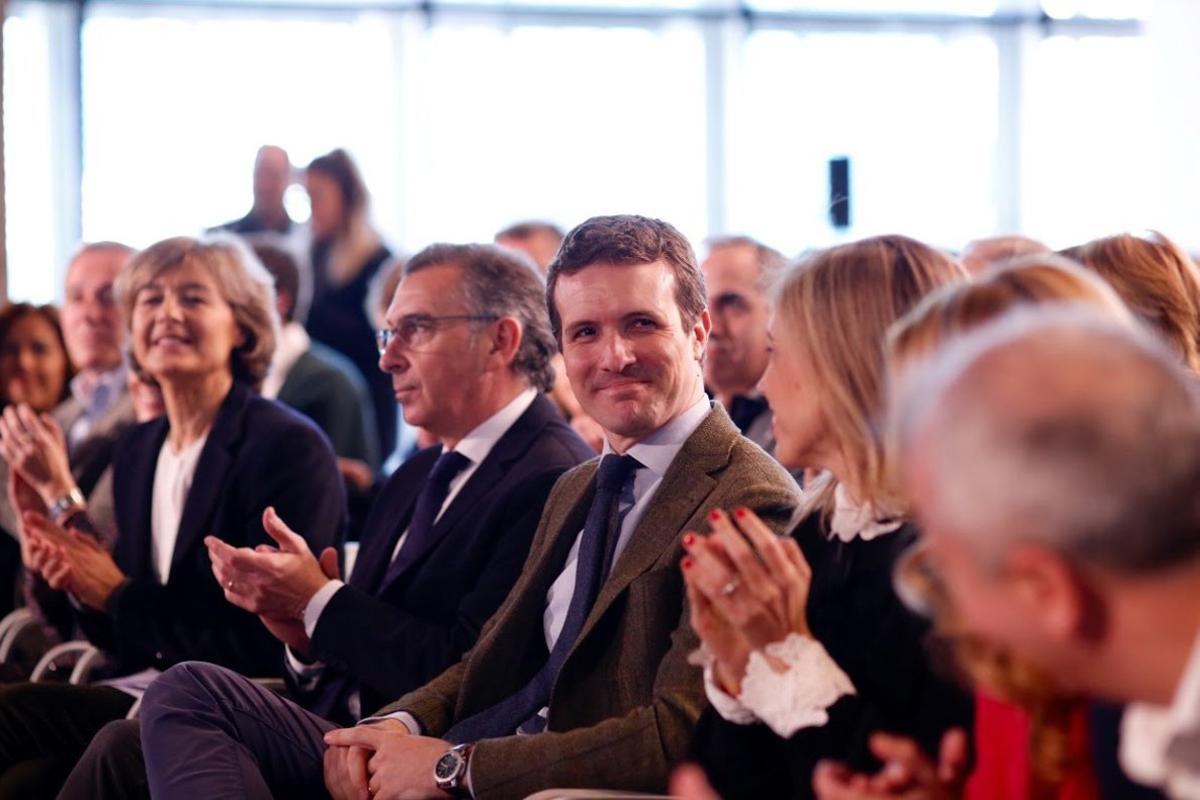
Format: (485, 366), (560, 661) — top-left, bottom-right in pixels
(252, 243), (300, 322)
(117, 235), (278, 390)
(1061, 232), (1200, 371)
(405, 243), (557, 393)
(496, 221), (564, 244)
(545, 215), (705, 343)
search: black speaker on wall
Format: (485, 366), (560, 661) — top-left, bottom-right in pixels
(829, 156), (850, 229)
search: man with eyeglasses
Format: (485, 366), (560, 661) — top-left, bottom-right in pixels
(57, 243), (593, 799)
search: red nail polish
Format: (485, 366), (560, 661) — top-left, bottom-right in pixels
(682, 557), (693, 570)
(682, 533), (696, 547)
(709, 509), (722, 521)
(735, 507), (748, 519)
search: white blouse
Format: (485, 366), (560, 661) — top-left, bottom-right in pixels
(150, 432), (209, 584)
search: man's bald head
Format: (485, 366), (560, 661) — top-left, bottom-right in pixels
(897, 307), (1200, 574)
(253, 145), (291, 217)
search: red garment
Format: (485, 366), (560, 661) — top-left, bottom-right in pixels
(966, 693), (1099, 800)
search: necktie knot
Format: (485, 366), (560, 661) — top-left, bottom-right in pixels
(595, 454), (639, 494)
(429, 449), (471, 486)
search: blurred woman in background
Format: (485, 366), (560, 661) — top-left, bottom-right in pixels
(304, 148), (397, 457)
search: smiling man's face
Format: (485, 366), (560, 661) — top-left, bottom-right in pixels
(554, 259), (709, 452)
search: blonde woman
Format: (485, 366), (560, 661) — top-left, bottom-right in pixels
(809, 257), (1136, 800)
(0, 236), (345, 797)
(676, 235), (969, 799)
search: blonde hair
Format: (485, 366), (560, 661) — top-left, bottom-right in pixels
(889, 255), (1132, 372)
(773, 234), (965, 515)
(1061, 232), (1200, 371)
(116, 235), (278, 390)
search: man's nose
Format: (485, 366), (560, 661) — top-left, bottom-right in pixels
(597, 332), (636, 372)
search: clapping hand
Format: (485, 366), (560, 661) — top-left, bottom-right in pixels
(206, 506), (339, 622)
(813, 729), (969, 800)
(682, 507), (812, 695)
(0, 404), (77, 508)
(22, 510), (126, 609)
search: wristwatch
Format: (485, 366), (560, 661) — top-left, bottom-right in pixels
(433, 742), (474, 796)
(48, 486), (86, 523)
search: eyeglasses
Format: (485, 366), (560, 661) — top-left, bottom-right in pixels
(376, 314), (498, 353)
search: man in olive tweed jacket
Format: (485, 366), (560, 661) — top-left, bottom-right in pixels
(370, 403), (798, 797)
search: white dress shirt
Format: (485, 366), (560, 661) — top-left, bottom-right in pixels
(368, 394), (713, 738)
(1121, 630), (1200, 798)
(288, 389), (539, 687)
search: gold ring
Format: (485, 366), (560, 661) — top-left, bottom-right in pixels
(720, 578), (741, 597)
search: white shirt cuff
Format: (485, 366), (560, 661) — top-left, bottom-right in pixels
(703, 662), (759, 725)
(357, 711), (422, 735)
(284, 645), (326, 686)
(738, 633), (857, 738)
(303, 579), (345, 638)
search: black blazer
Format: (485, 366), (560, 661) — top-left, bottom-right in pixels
(693, 513), (974, 800)
(297, 393), (593, 719)
(76, 381), (346, 678)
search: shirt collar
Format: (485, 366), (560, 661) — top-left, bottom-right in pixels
(1121, 628), (1200, 792)
(70, 365), (127, 415)
(602, 394), (712, 481)
(451, 387), (538, 467)
(829, 483), (903, 543)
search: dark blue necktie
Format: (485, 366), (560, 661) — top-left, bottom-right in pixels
(308, 449), (470, 722)
(444, 453), (640, 743)
(383, 449), (471, 587)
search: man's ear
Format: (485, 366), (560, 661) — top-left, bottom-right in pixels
(490, 317), (523, 366)
(1005, 545), (1108, 645)
(692, 308), (712, 360)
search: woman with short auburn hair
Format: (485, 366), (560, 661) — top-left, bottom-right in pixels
(1061, 231), (1200, 372)
(0, 234), (345, 797)
(677, 235), (972, 799)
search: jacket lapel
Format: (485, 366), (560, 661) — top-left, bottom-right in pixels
(168, 383), (249, 577)
(381, 396), (560, 590)
(571, 406), (735, 653)
(358, 449), (436, 593)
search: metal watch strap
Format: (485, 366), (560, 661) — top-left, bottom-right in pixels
(48, 486), (86, 521)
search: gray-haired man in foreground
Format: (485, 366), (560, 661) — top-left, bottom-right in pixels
(892, 308), (1200, 799)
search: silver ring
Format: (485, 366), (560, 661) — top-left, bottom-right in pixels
(720, 578), (741, 597)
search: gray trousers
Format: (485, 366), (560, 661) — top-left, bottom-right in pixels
(138, 661), (337, 799)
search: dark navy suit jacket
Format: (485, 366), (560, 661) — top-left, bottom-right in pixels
(76, 381), (346, 679)
(294, 393), (593, 720)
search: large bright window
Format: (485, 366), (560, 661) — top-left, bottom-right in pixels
(80, 5), (404, 249)
(4, 1), (76, 302)
(1020, 34), (1154, 248)
(397, 20), (708, 245)
(727, 29), (999, 254)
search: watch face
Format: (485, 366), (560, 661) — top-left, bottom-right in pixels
(434, 751), (461, 781)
